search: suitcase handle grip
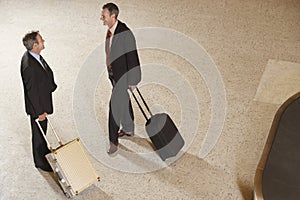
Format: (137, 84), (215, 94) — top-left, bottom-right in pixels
(130, 87), (153, 121)
(35, 117), (63, 151)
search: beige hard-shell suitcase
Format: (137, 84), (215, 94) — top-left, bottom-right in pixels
(36, 118), (100, 198)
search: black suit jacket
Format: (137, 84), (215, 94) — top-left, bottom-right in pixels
(109, 21), (141, 86)
(20, 51), (57, 119)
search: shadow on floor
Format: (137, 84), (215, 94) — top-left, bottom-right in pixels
(152, 153), (234, 199)
(237, 177), (254, 200)
(108, 135), (241, 198)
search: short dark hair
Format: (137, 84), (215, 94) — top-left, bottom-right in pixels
(103, 3), (119, 18)
(22, 31), (39, 50)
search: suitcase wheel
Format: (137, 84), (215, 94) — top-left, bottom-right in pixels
(64, 192), (71, 198)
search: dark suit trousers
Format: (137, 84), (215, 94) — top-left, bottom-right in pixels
(30, 117), (51, 168)
(108, 74), (134, 144)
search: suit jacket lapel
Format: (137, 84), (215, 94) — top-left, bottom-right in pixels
(28, 52), (41, 67)
(27, 52), (49, 73)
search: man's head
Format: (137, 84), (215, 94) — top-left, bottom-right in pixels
(22, 31), (45, 54)
(100, 3), (119, 28)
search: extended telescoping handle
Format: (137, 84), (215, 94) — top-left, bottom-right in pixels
(35, 117), (63, 151)
(130, 87), (153, 121)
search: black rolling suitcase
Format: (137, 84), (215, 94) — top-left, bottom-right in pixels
(131, 87), (185, 161)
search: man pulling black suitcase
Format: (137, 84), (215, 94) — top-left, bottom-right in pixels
(131, 87), (185, 161)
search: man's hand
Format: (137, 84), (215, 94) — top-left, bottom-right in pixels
(38, 112), (47, 121)
(129, 85), (136, 91)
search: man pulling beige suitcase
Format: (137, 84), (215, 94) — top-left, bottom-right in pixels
(35, 118), (100, 198)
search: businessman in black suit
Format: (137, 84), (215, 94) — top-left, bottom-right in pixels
(100, 3), (141, 154)
(20, 31), (57, 172)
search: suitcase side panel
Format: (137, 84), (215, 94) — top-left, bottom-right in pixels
(156, 130), (185, 160)
(146, 113), (185, 160)
(46, 153), (76, 198)
(55, 139), (99, 194)
(146, 113), (177, 140)
(51, 139), (99, 195)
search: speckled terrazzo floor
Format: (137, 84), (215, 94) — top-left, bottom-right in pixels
(0, 0), (300, 199)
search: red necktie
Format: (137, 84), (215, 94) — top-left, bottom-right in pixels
(105, 30), (112, 68)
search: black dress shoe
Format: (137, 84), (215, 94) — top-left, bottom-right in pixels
(36, 165), (53, 172)
(107, 142), (118, 155)
(118, 130), (134, 138)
